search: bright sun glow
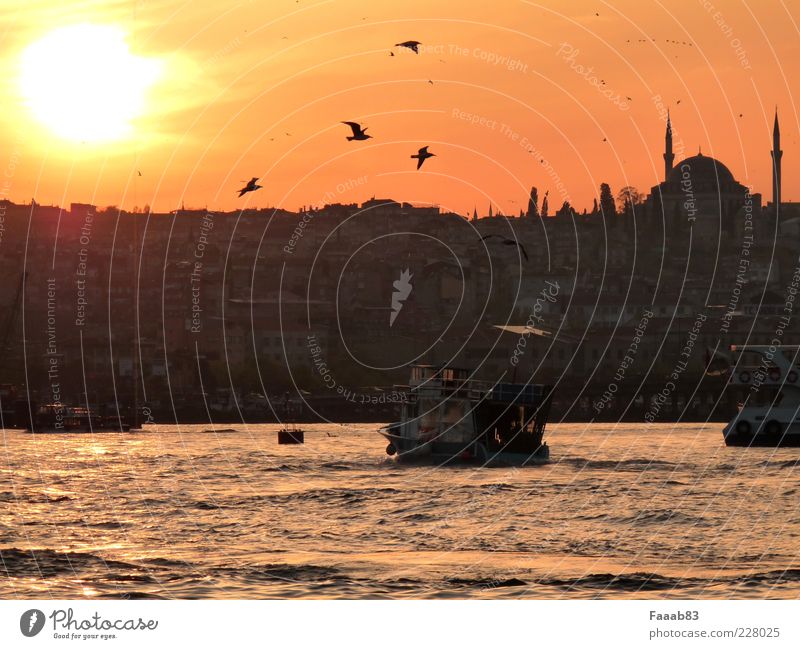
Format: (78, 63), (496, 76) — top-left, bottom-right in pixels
(19, 24), (161, 143)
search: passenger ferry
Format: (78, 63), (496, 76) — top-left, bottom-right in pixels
(25, 404), (132, 434)
(379, 365), (553, 465)
(724, 345), (800, 446)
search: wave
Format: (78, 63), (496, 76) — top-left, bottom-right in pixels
(735, 569), (800, 584)
(0, 548), (140, 578)
(562, 457), (678, 472)
(237, 486), (408, 506)
(616, 509), (710, 527)
(533, 569), (800, 593)
(119, 591), (168, 599)
(541, 572), (690, 591)
(447, 576), (527, 588)
(754, 459), (800, 470)
(0, 492), (73, 504)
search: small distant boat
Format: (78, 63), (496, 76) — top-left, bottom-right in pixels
(278, 394), (304, 444)
(26, 404), (131, 434)
(278, 427), (304, 444)
(724, 344), (800, 446)
(379, 365), (553, 466)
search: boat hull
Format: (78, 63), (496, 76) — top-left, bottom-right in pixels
(723, 406), (800, 447)
(724, 432), (800, 447)
(381, 431), (549, 466)
(26, 426), (132, 434)
(278, 429), (304, 444)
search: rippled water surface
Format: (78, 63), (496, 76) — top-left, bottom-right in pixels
(2, 423), (799, 598)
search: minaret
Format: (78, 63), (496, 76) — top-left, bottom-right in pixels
(771, 108), (782, 213)
(664, 109), (675, 181)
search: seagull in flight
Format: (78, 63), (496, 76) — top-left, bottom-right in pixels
(341, 121), (372, 141)
(395, 40), (421, 54)
(480, 234), (529, 261)
(411, 146), (435, 170)
(238, 177), (262, 197)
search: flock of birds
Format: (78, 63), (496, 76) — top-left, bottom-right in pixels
(234, 40), (537, 263)
(237, 40), (434, 198)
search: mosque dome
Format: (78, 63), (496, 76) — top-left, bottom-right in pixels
(666, 152), (736, 185)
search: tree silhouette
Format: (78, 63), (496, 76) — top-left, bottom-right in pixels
(527, 186), (539, 217)
(556, 200), (574, 218)
(617, 186), (642, 217)
(600, 183), (616, 222)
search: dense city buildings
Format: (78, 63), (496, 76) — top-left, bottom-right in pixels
(0, 115), (798, 424)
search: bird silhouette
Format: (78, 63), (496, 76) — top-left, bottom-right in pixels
(480, 234), (529, 261)
(395, 40), (421, 54)
(411, 146), (435, 170)
(341, 121), (372, 141)
(238, 177), (262, 197)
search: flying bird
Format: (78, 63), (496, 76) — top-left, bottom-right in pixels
(341, 121), (372, 141)
(480, 234), (529, 261)
(493, 325), (578, 344)
(238, 177), (262, 197)
(395, 40), (421, 54)
(411, 146), (435, 170)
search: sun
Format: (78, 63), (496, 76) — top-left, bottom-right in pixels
(19, 24), (161, 143)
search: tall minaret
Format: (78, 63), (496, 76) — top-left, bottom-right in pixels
(664, 109), (675, 181)
(771, 108), (782, 213)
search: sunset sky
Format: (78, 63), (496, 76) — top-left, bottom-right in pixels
(0, 0), (798, 215)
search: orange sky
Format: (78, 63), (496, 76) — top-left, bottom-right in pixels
(0, 0), (798, 215)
